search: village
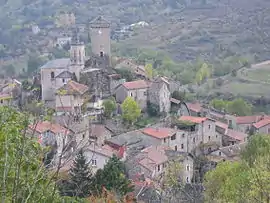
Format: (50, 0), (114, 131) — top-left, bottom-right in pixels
(0, 15), (269, 202)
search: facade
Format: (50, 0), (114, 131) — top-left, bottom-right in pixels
(89, 16), (111, 60)
(186, 103), (203, 117)
(0, 93), (12, 106)
(176, 116), (221, 154)
(115, 80), (150, 110)
(28, 121), (73, 159)
(88, 124), (113, 146)
(253, 117), (270, 134)
(55, 80), (88, 113)
(148, 77), (171, 114)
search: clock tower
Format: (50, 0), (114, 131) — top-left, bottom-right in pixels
(89, 16), (111, 62)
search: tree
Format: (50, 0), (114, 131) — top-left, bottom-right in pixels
(227, 98), (252, 116)
(103, 97), (117, 118)
(60, 150), (92, 198)
(3, 64), (16, 77)
(27, 55), (44, 74)
(121, 96), (141, 124)
(145, 63), (153, 79)
(147, 101), (160, 117)
(210, 99), (226, 111)
(204, 134), (270, 203)
(115, 68), (135, 82)
(91, 155), (134, 197)
(0, 106), (66, 202)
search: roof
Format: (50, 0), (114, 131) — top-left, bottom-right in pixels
(57, 80), (88, 95)
(179, 116), (209, 124)
(89, 124), (112, 138)
(29, 121), (70, 134)
(219, 142), (247, 157)
(215, 121), (228, 130)
(40, 58), (70, 69)
(253, 118), (270, 129)
(55, 70), (73, 78)
(0, 93), (12, 100)
(139, 146), (168, 171)
(85, 144), (116, 158)
(142, 127), (176, 139)
(236, 115), (263, 124)
(90, 16), (110, 28)
(186, 103), (202, 113)
(225, 129), (247, 142)
(170, 98), (181, 104)
(122, 80), (150, 90)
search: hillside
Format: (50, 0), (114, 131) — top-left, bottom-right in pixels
(1, 0), (270, 62)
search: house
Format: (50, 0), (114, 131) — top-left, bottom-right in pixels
(0, 93), (12, 106)
(253, 118), (270, 134)
(28, 121), (74, 160)
(223, 128), (248, 146)
(186, 102), (203, 116)
(115, 80), (150, 110)
(127, 145), (193, 183)
(84, 144), (126, 174)
(55, 80), (88, 114)
(210, 142), (247, 162)
(89, 124), (114, 146)
(177, 116), (221, 154)
(141, 127), (177, 149)
(114, 58), (146, 78)
(55, 36), (72, 48)
(148, 77), (171, 114)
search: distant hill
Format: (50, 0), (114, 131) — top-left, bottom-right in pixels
(0, 0), (270, 63)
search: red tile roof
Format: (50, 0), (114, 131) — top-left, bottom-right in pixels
(236, 116), (262, 124)
(186, 103), (202, 113)
(179, 116), (208, 124)
(29, 121), (70, 134)
(142, 127), (176, 139)
(123, 80), (150, 90)
(253, 118), (270, 129)
(216, 121), (228, 130)
(225, 129), (247, 142)
(57, 80), (88, 95)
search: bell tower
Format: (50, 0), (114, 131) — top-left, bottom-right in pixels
(69, 28), (85, 80)
(89, 16), (111, 60)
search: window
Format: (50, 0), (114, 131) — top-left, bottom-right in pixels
(208, 125), (211, 129)
(186, 177), (189, 183)
(175, 145), (177, 151)
(181, 144), (184, 149)
(182, 133), (185, 138)
(100, 51), (104, 57)
(216, 134), (218, 138)
(51, 72), (55, 79)
(144, 91), (147, 96)
(91, 159), (97, 166)
(82, 134), (85, 139)
(171, 134), (176, 140)
(130, 92), (133, 97)
(186, 165), (190, 171)
(208, 136), (211, 141)
(157, 165), (160, 172)
(62, 78), (65, 83)
(193, 138), (195, 143)
(164, 138), (166, 143)
(219, 151), (222, 156)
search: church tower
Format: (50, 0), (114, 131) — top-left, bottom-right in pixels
(89, 16), (111, 61)
(69, 28), (85, 80)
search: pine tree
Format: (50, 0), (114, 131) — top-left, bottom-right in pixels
(61, 149), (92, 198)
(91, 155), (134, 197)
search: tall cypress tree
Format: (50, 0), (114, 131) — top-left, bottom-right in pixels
(61, 149), (92, 198)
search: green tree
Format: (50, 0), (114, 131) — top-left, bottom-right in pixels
(115, 69), (134, 82)
(121, 96), (141, 124)
(209, 99), (226, 111)
(60, 150), (92, 198)
(145, 63), (153, 79)
(103, 97), (117, 118)
(147, 102), (160, 117)
(0, 106), (66, 202)
(172, 90), (186, 101)
(27, 55), (44, 74)
(227, 98), (252, 116)
(204, 134), (270, 203)
(91, 155), (133, 197)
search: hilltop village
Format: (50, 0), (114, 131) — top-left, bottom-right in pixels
(0, 15), (269, 202)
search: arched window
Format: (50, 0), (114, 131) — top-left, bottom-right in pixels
(51, 72), (55, 79)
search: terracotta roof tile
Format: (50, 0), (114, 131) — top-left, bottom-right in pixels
(236, 115), (262, 124)
(179, 116), (208, 124)
(57, 80), (88, 95)
(215, 121), (228, 130)
(186, 103), (202, 113)
(123, 80), (150, 90)
(142, 127), (176, 139)
(253, 118), (270, 129)
(29, 121), (70, 134)
(225, 129), (247, 142)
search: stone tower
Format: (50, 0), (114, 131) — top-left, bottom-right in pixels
(69, 28), (85, 80)
(89, 16), (111, 61)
